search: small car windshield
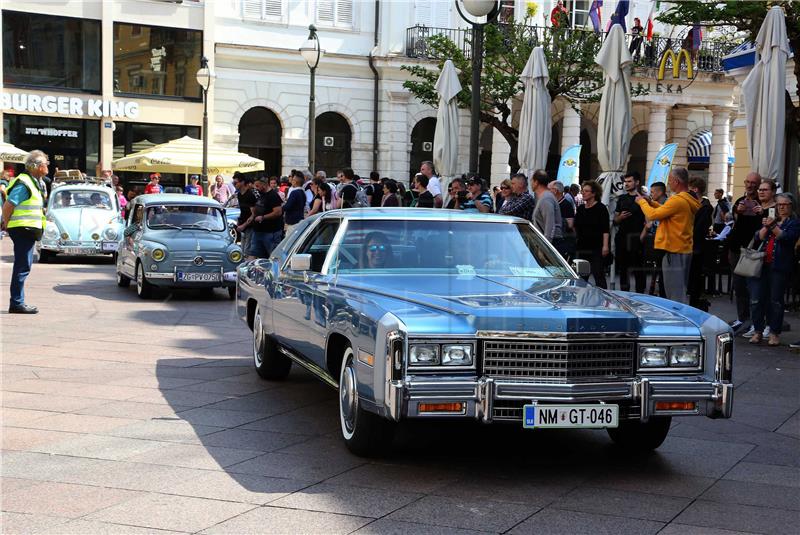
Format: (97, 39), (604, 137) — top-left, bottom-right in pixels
(146, 205), (225, 231)
(51, 190), (113, 210)
(331, 219), (573, 278)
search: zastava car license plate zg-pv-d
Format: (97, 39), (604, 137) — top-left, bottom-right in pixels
(523, 404), (619, 429)
(177, 272), (220, 282)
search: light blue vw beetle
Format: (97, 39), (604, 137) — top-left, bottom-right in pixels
(116, 193), (243, 299)
(237, 209), (734, 456)
(38, 183), (124, 262)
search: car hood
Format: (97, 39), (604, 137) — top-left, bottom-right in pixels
(48, 208), (120, 240)
(144, 229), (232, 250)
(333, 274), (703, 337)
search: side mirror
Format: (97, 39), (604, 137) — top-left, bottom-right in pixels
(290, 253), (312, 271)
(572, 259), (591, 277)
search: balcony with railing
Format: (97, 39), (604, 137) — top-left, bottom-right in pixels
(405, 24), (736, 74)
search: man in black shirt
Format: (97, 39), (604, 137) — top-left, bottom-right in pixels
(548, 180), (576, 261)
(235, 177), (260, 258)
(614, 171), (647, 293)
(727, 172), (762, 331)
(414, 174), (434, 208)
(366, 171), (382, 207)
(249, 177), (284, 259)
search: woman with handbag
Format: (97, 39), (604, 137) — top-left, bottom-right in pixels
(746, 193), (800, 346)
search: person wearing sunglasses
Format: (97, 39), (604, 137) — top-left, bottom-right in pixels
(361, 232), (392, 269)
(746, 193), (799, 346)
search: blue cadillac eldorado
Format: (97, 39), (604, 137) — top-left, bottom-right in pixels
(236, 209), (734, 456)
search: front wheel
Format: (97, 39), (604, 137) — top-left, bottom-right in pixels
(136, 262), (154, 299)
(117, 270), (131, 288)
(38, 250), (54, 263)
(252, 306), (291, 380)
(339, 346), (395, 457)
(607, 416), (672, 452)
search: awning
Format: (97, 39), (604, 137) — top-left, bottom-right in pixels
(0, 141), (30, 163)
(687, 129), (735, 165)
(722, 40), (794, 73)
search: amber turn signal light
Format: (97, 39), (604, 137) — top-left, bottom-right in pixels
(655, 401), (696, 411)
(418, 402), (465, 413)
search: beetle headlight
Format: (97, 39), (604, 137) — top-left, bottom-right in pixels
(61, 232), (69, 240)
(229, 249), (243, 263)
(103, 227), (118, 240)
(639, 346), (668, 367)
(409, 344), (440, 366)
(45, 226), (58, 238)
(151, 248), (166, 261)
(670, 345), (700, 367)
(442, 344), (473, 366)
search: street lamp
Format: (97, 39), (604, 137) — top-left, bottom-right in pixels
(455, 0), (499, 175)
(300, 25), (323, 174)
(196, 56), (215, 193)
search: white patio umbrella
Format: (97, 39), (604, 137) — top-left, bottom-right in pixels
(742, 5), (790, 186)
(595, 24), (632, 207)
(0, 141), (30, 164)
(517, 46), (551, 178)
(433, 60), (462, 178)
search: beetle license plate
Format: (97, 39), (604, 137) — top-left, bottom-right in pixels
(101, 241), (118, 252)
(523, 404), (618, 429)
(176, 272), (220, 282)
(64, 247), (92, 255)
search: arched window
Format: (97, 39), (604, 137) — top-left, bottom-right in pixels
(315, 112), (351, 176)
(409, 117), (436, 182)
(238, 107), (282, 177)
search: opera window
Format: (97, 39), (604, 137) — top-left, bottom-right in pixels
(113, 23), (202, 100)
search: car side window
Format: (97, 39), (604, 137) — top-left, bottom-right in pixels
(294, 220), (340, 273)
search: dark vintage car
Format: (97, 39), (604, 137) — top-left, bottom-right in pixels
(236, 209), (734, 456)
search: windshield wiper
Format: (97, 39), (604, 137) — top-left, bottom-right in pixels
(149, 223), (182, 231)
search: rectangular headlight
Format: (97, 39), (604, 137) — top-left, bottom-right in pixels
(442, 344), (473, 366)
(670, 345), (700, 367)
(409, 344), (440, 366)
(639, 346), (668, 367)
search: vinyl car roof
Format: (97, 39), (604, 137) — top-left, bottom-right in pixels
(51, 184), (115, 193)
(137, 193), (222, 207)
(319, 208), (528, 224)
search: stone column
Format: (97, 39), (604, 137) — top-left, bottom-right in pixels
(708, 106), (733, 194)
(646, 103), (668, 176)
(669, 107), (691, 169)
(560, 103), (581, 154)
(99, 1), (114, 173)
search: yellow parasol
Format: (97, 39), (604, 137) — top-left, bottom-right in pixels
(111, 136), (264, 175)
(0, 141), (30, 164)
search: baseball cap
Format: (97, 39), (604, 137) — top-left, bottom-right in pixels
(149, 172), (161, 180)
(189, 174), (199, 181)
(467, 177), (483, 186)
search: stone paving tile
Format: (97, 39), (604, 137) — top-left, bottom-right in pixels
(0, 391), (106, 413)
(176, 379), (271, 396)
(200, 505), (373, 534)
(550, 486), (692, 522)
(587, 469), (716, 498)
(0, 476), (41, 494)
(0, 511), (71, 535)
(1, 407), (60, 426)
(52, 460), (211, 493)
(74, 400), (193, 420)
(105, 419), (225, 444)
(387, 495), (539, 533)
(674, 500), (798, 535)
(19, 412), (140, 434)
(658, 524), (756, 535)
(105, 374), (206, 390)
(2, 481), (142, 518)
(326, 462), (460, 495)
(271, 482), (422, 518)
(123, 442), (262, 470)
(775, 410), (799, 439)
(176, 407), (267, 428)
(1, 427), (81, 451)
(85, 493), (255, 533)
(353, 518), (492, 535)
(742, 443), (800, 467)
(126, 388), (235, 408)
(168, 471), (311, 505)
(3, 379), (110, 395)
(701, 479), (800, 511)
(431, 472), (582, 507)
(31, 434), (166, 461)
(200, 427), (308, 452)
(55, 519), (188, 534)
(0, 451), (109, 483)
(508, 508), (664, 535)
(226, 451), (364, 482)
(722, 461), (800, 488)
(240, 402), (341, 436)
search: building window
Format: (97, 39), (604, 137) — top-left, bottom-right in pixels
(2, 10), (101, 93)
(317, 0), (354, 29)
(241, 0), (284, 22)
(114, 23), (202, 99)
(413, 0), (450, 28)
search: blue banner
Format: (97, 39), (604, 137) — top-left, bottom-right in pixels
(646, 143), (678, 187)
(556, 144), (582, 185)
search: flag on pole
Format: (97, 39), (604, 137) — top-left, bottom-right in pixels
(646, 143), (678, 187)
(691, 24), (703, 50)
(589, 1), (603, 33)
(610, 0), (629, 32)
(556, 144), (582, 185)
(646, 1), (659, 41)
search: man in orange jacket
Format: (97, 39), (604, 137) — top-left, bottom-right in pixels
(635, 167), (700, 304)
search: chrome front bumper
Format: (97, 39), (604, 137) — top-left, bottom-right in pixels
(388, 376), (733, 423)
(40, 240), (118, 254)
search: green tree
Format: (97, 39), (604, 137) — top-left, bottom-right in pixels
(402, 19), (612, 172)
(658, 0), (800, 134)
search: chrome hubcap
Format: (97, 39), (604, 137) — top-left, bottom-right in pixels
(340, 358), (357, 433)
(137, 266), (143, 294)
(253, 311), (263, 367)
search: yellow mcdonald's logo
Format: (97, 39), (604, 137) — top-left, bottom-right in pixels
(657, 49), (693, 80)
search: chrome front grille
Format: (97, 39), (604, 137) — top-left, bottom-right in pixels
(492, 399), (641, 422)
(483, 340), (635, 383)
(170, 251), (225, 266)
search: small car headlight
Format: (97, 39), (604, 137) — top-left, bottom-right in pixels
(103, 227), (118, 240)
(670, 345), (700, 367)
(151, 248), (166, 261)
(442, 344), (473, 366)
(229, 250), (243, 263)
(91, 233), (100, 240)
(409, 344), (440, 366)
(60, 232), (69, 240)
(45, 226), (58, 238)
(639, 346), (668, 367)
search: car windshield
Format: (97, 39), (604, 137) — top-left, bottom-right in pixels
(146, 205), (225, 231)
(51, 189), (113, 210)
(330, 219), (573, 278)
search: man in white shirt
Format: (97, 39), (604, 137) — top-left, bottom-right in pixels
(420, 161), (442, 208)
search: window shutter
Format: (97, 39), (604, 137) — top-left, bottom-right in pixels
(317, 0), (335, 25)
(336, 0), (353, 27)
(241, 0), (263, 20)
(264, 0), (282, 18)
(432, 1), (450, 27)
(414, 0), (432, 26)
(242, 0), (282, 21)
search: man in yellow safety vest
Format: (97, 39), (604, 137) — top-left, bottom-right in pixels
(1, 150), (49, 314)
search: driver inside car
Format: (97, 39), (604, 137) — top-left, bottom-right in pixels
(360, 231), (392, 269)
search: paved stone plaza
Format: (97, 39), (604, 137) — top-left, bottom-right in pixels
(1, 244), (798, 534)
